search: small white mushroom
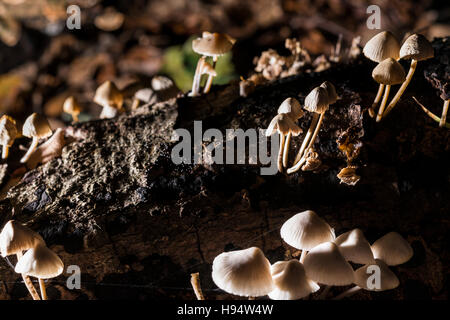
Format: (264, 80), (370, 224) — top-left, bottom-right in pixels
(20, 113), (53, 163)
(0, 115), (18, 159)
(280, 210), (335, 263)
(212, 247), (273, 298)
(334, 228), (375, 265)
(94, 80), (124, 119)
(268, 260), (319, 300)
(15, 243), (64, 300)
(371, 232), (413, 266)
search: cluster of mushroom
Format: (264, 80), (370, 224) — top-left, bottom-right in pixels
(363, 31), (435, 122)
(190, 32), (236, 97)
(266, 81), (338, 174)
(0, 220), (64, 300)
(211, 210), (413, 300)
(0, 112), (54, 163)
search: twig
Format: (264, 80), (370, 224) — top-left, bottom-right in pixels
(412, 97), (450, 129)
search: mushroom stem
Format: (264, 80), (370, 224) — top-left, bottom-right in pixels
(282, 132), (292, 168)
(332, 286), (361, 300)
(287, 113), (325, 174)
(190, 272), (205, 300)
(72, 113), (79, 122)
(412, 96), (450, 128)
(317, 285), (332, 300)
(286, 154), (307, 174)
(294, 114), (319, 164)
(368, 84), (385, 118)
(375, 84), (391, 122)
(39, 278), (47, 300)
(278, 134), (285, 173)
(299, 250), (307, 263)
(20, 137), (39, 163)
(16, 252), (40, 300)
(203, 56), (217, 94)
(383, 59), (418, 117)
(305, 113), (325, 151)
(440, 100), (449, 128)
(190, 57), (204, 97)
(2, 145), (9, 159)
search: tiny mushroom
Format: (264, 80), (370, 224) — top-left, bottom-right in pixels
(63, 96), (82, 122)
(288, 85), (332, 174)
(15, 243), (64, 300)
(362, 31), (401, 117)
(334, 228), (375, 265)
(333, 259), (399, 299)
(384, 34), (434, 118)
(94, 80), (124, 119)
(280, 210), (335, 263)
(268, 260), (320, 300)
(212, 247), (273, 298)
(0, 115), (18, 159)
(303, 241), (355, 298)
(266, 113), (302, 173)
(0, 220), (45, 300)
(371, 58), (406, 122)
(371, 232), (413, 266)
(191, 32), (235, 96)
(151, 75), (180, 101)
(277, 97), (304, 168)
(20, 113), (53, 163)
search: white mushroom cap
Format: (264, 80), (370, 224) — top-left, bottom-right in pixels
(304, 86), (329, 114)
(0, 220), (45, 257)
(212, 247), (273, 297)
(15, 243), (64, 279)
(93, 80), (123, 110)
(303, 242), (355, 286)
(22, 113), (52, 139)
(372, 58), (406, 85)
(63, 96), (82, 115)
(151, 76), (174, 91)
(319, 81), (338, 104)
(354, 259), (399, 291)
(371, 232), (413, 266)
(334, 228), (375, 264)
(363, 31), (400, 62)
(192, 32), (235, 57)
(268, 260), (320, 300)
(277, 97), (304, 121)
(265, 114), (302, 136)
(399, 33), (434, 61)
(280, 210), (335, 251)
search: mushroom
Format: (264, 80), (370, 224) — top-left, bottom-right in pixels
(93, 80), (124, 119)
(26, 128), (66, 169)
(266, 113), (302, 173)
(211, 247), (273, 298)
(334, 229), (375, 265)
(63, 96), (82, 122)
(303, 241), (355, 299)
(277, 97), (304, 168)
(0, 115), (18, 159)
(362, 31), (400, 117)
(151, 75), (180, 101)
(15, 243), (64, 300)
(371, 58), (406, 122)
(280, 210), (335, 263)
(191, 32), (235, 96)
(20, 113), (53, 163)
(333, 259), (399, 300)
(337, 166), (361, 186)
(288, 85), (332, 174)
(371, 232), (413, 266)
(383, 34), (434, 118)
(0, 220), (45, 300)
(268, 260), (320, 300)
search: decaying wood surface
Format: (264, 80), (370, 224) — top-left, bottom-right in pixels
(0, 38), (448, 300)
